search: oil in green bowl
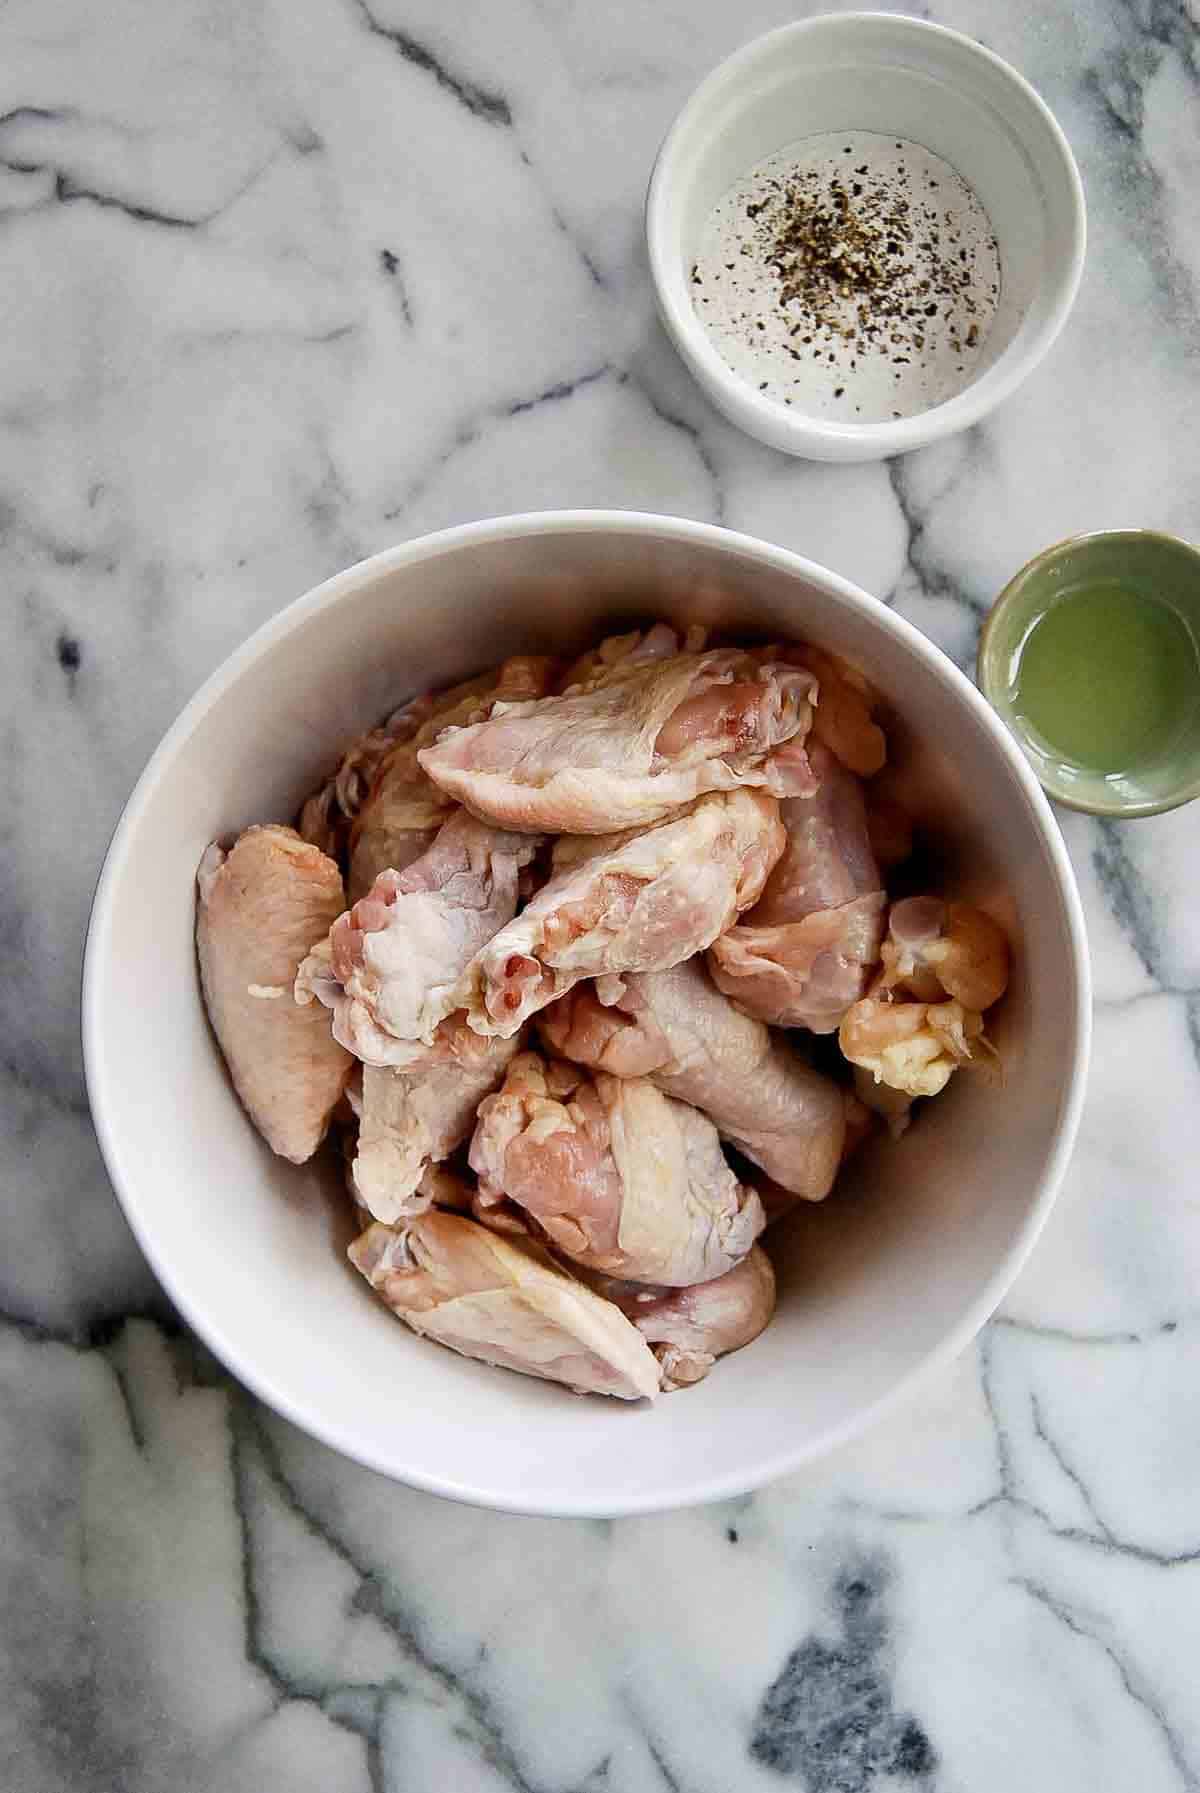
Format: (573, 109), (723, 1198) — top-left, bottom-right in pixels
(979, 530), (1200, 816)
(1008, 581), (1200, 775)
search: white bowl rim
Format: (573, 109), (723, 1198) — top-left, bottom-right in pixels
(646, 11), (1088, 459)
(82, 509), (1092, 1516)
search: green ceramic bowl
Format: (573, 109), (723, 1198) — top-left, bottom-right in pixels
(978, 529), (1200, 816)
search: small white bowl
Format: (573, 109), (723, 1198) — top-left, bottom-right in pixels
(647, 13), (1086, 462)
(83, 512), (1089, 1516)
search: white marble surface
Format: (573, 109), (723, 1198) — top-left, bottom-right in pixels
(2, 0), (1199, 1787)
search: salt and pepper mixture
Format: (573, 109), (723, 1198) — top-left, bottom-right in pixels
(692, 131), (1001, 423)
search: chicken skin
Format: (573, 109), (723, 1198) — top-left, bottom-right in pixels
(347, 656), (555, 900)
(294, 810), (542, 1064)
(349, 1210), (661, 1399)
(840, 897), (1010, 1131)
(539, 960), (845, 1201)
(573, 1246), (776, 1389)
(352, 1025), (523, 1223)
(297, 697), (432, 866)
(417, 647), (818, 834)
(709, 742), (886, 1032)
(470, 1050), (765, 1285)
(196, 826), (353, 1162)
(457, 789), (785, 1039)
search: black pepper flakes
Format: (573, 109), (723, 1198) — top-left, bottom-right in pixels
(693, 132), (1000, 416)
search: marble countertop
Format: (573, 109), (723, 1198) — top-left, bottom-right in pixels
(3, 0), (1199, 1787)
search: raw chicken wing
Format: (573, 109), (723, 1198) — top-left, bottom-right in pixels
(709, 742), (886, 1032)
(841, 896), (1009, 1128)
(349, 1210), (661, 1400)
(295, 810), (542, 1063)
(539, 960), (846, 1201)
(876, 896), (1010, 1011)
(470, 1050), (765, 1285)
(348, 656), (555, 899)
(764, 644), (886, 777)
(840, 996), (986, 1100)
(196, 617), (1018, 1405)
(417, 647), (818, 834)
(457, 789), (785, 1039)
(556, 623), (707, 693)
(352, 1024), (523, 1222)
(850, 1064), (919, 1139)
(297, 697), (432, 865)
(575, 1247), (776, 1389)
(196, 826), (353, 1163)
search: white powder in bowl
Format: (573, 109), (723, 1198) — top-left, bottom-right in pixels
(691, 131), (1001, 425)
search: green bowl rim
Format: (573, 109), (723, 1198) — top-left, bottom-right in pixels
(977, 526), (1200, 818)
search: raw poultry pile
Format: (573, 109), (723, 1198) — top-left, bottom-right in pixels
(196, 623), (1010, 1401)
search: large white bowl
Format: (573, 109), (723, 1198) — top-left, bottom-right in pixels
(647, 13), (1087, 461)
(83, 512), (1089, 1516)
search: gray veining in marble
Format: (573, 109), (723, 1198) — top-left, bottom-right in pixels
(3, 0), (1200, 1788)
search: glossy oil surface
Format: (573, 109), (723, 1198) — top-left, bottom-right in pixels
(1008, 581), (1199, 774)
(980, 530), (1200, 815)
